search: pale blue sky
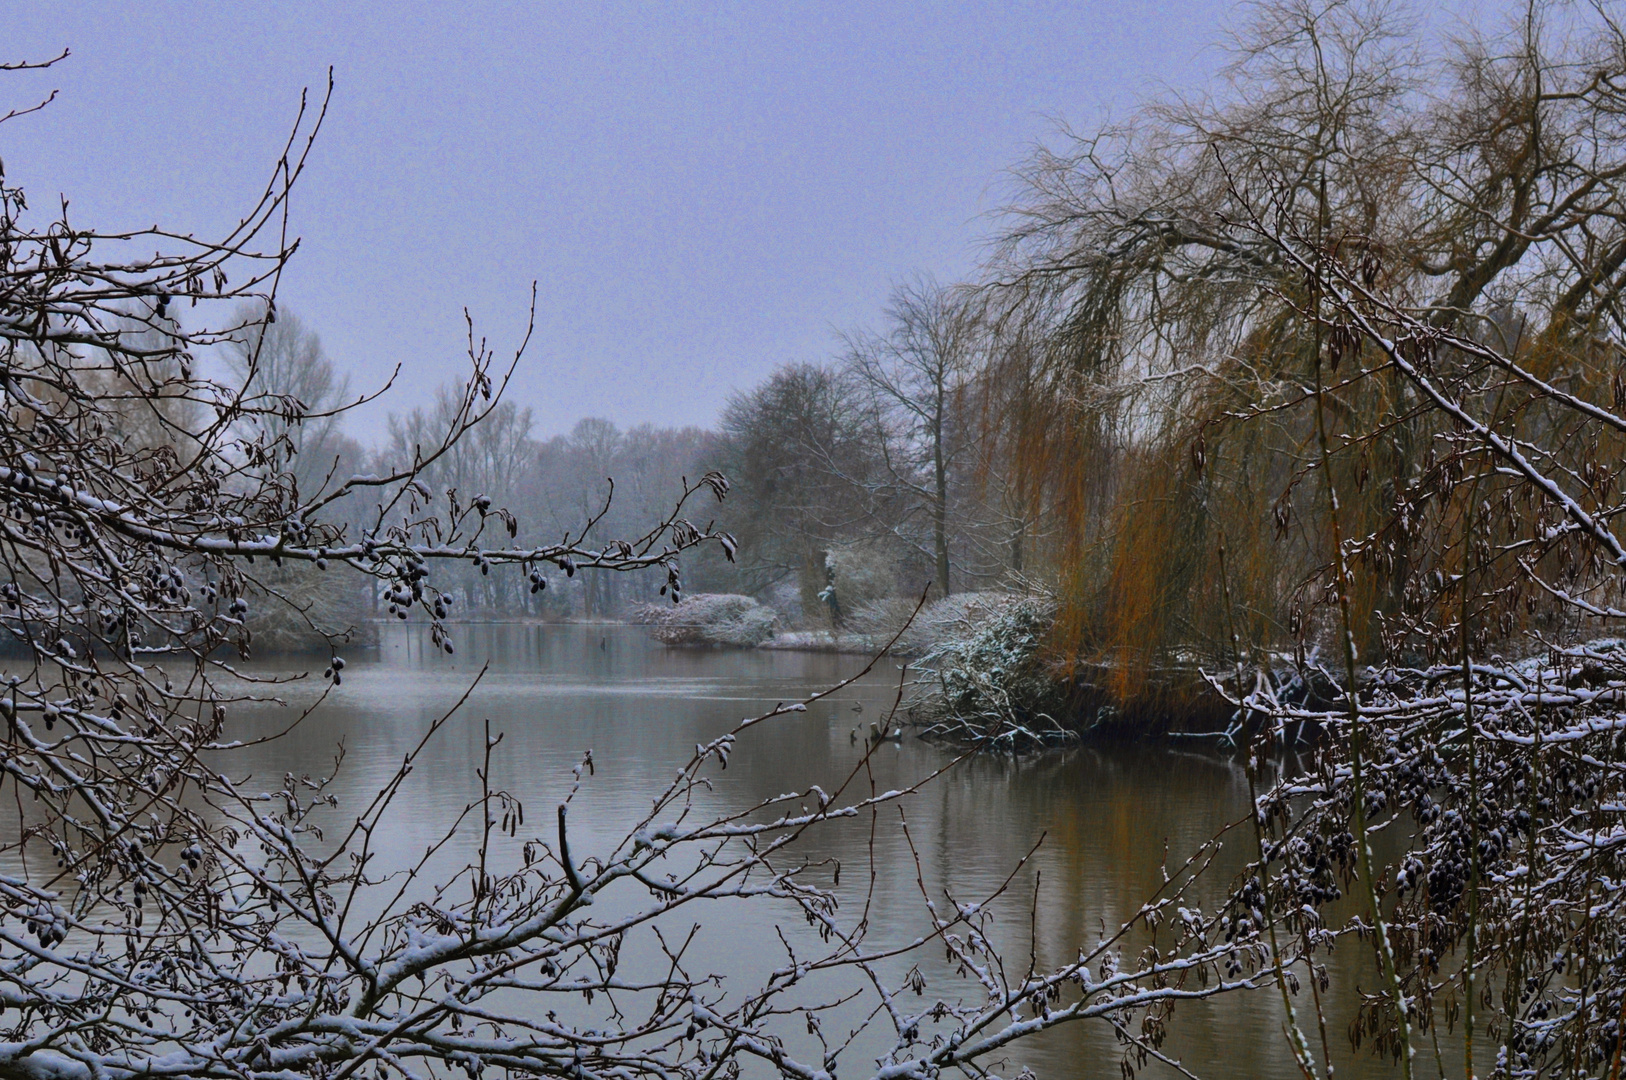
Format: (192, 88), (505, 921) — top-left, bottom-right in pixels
(5, 3), (1261, 440)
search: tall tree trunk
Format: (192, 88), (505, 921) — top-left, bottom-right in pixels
(934, 502), (950, 598)
(934, 413), (951, 597)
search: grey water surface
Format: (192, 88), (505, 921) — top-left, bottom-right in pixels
(227, 623), (1451, 1080)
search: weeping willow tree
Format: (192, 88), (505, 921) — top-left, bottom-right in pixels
(980, 0), (1626, 715)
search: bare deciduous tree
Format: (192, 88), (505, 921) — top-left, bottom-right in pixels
(714, 363), (880, 619)
(845, 276), (983, 599)
(222, 300), (354, 499)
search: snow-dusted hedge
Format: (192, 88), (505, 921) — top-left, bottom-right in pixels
(632, 592), (776, 647)
(844, 591), (1030, 655)
(910, 592), (1073, 749)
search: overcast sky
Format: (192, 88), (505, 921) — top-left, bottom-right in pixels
(2, 3), (1335, 441)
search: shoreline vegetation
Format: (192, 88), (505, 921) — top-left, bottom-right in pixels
(631, 589), (1241, 742)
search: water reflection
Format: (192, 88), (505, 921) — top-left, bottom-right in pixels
(220, 623), (1455, 1078)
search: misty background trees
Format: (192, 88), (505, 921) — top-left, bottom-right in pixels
(277, 276), (1019, 633)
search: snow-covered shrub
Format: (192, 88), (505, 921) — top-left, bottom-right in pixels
(908, 592), (1029, 653)
(823, 543), (898, 616)
(633, 592), (776, 647)
(840, 596), (918, 645)
(911, 593), (1071, 748)
(845, 591), (1025, 656)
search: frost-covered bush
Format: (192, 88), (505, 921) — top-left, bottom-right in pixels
(911, 593), (1072, 748)
(633, 592), (777, 647)
(823, 543), (899, 616)
(840, 596), (918, 645)
(845, 591), (1024, 656)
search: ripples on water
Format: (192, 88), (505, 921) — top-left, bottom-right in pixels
(218, 623), (1464, 1079)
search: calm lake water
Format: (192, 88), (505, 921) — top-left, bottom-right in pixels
(224, 623), (1456, 1079)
